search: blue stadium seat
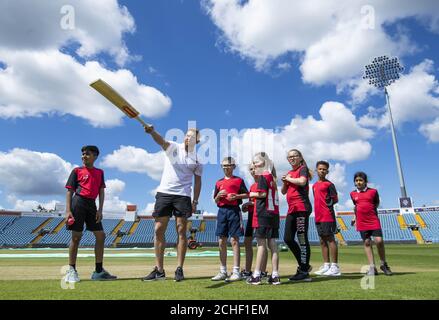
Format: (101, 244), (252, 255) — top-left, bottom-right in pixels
(2, 216), (48, 234)
(0, 216), (18, 232)
(403, 214), (417, 225)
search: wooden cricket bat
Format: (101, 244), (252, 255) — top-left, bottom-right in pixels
(90, 79), (152, 128)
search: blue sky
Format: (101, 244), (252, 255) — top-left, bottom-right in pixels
(0, 0), (438, 214)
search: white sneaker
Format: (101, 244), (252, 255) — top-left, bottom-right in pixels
(314, 264), (331, 275)
(323, 265), (341, 276)
(211, 272), (228, 281)
(226, 272), (242, 282)
(65, 268), (80, 283)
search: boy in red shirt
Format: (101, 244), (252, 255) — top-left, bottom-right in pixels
(350, 172), (392, 276)
(211, 157), (249, 282)
(64, 145), (116, 283)
(312, 161), (340, 276)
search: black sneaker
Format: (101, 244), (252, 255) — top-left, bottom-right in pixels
(174, 267), (185, 282)
(246, 275), (261, 285)
(380, 263), (393, 276)
(241, 270), (252, 279)
(268, 275), (281, 285)
(142, 267), (166, 281)
(261, 271), (268, 279)
(289, 268), (312, 282)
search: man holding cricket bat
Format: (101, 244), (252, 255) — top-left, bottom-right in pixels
(142, 125), (203, 282)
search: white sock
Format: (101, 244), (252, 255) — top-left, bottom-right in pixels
(272, 271), (279, 278)
(233, 266), (240, 274)
(324, 262), (331, 267)
(370, 264), (375, 269)
(220, 266), (227, 274)
(253, 270), (261, 277)
(331, 263), (338, 267)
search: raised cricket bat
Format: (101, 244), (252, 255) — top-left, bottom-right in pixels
(90, 79), (152, 128)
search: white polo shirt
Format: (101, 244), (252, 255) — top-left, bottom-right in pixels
(156, 141), (203, 197)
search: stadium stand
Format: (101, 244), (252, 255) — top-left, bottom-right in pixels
(418, 212), (439, 227)
(1, 208), (439, 247)
(3, 216), (47, 234)
(0, 215), (17, 232)
(119, 221), (135, 234)
(39, 229), (71, 247)
(191, 220), (202, 229)
(119, 220), (154, 246)
(42, 217), (64, 233)
(419, 227), (439, 243)
(402, 214), (418, 226)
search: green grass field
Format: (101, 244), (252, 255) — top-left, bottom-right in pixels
(1, 244), (438, 300)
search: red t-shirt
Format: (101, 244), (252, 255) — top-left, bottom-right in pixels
(252, 172), (279, 228)
(65, 167), (106, 200)
(285, 165), (311, 214)
(350, 188), (381, 231)
(247, 183), (258, 215)
(313, 180), (338, 223)
(214, 176), (248, 207)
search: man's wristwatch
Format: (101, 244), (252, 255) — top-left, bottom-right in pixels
(192, 200), (199, 205)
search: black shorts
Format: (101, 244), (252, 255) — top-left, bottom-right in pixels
(153, 192), (192, 218)
(360, 229), (383, 241)
(67, 195), (103, 232)
(316, 221), (337, 237)
(254, 226), (279, 239)
(244, 211), (253, 237)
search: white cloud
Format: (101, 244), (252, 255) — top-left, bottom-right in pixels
(0, 1), (172, 127)
(420, 118), (439, 142)
(231, 101), (373, 177)
(101, 146), (165, 180)
(327, 163), (348, 190)
(203, 0), (439, 85)
(103, 178), (133, 212)
(277, 62), (292, 71)
(4, 178), (133, 213)
(202, 211), (217, 217)
(139, 202), (155, 216)
(105, 179), (126, 197)
(0, 0), (135, 66)
(335, 199), (355, 211)
(359, 59), (439, 138)
(0, 148), (75, 196)
(0, 50), (172, 127)
(225, 102), (370, 211)
(7, 195), (61, 212)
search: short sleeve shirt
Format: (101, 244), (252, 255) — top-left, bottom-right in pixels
(313, 180), (338, 223)
(157, 142), (203, 197)
(350, 188), (381, 231)
(65, 167), (105, 200)
(214, 176), (248, 207)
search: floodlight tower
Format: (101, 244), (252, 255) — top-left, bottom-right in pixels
(363, 56), (408, 198)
